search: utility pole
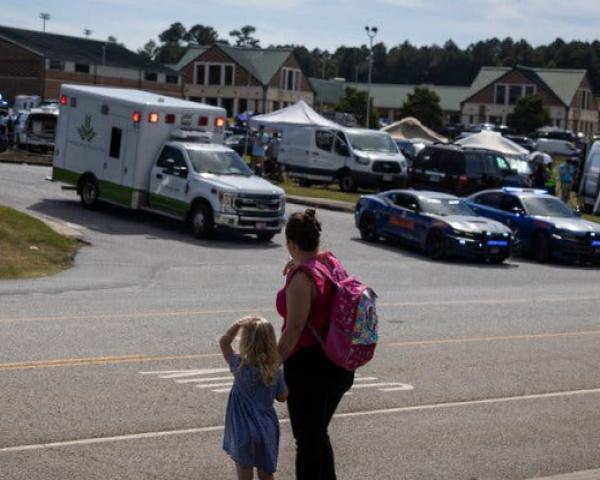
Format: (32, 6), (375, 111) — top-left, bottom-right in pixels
(84, 29), (93, 38)
(39, 13), (51, 32)
(365, 26), (378, 129)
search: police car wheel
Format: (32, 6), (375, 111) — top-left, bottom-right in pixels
(488, 255), (508, 265)
(359, 212), (379, 242)
(80, 178), (100, 210)
(191, 203), (215, 239)
(425, 230), (446, 260)
(533, 233), (551, 263)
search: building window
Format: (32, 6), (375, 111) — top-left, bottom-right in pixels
(580, 90), (589, 109)
(205, 97), (219, 106)
(166, 74), (179, 84)
(208, 65), (221, 85)
(524, 85), (535, 96)
(224, 65), (233, 86)
(49, 60), (65, 71)
(508, 85), (522, 105)
(281, 68), (301, 91)
(238, 99), (248, 113)
(495, 85), (506, 105)
(195, 64), (206, 85)
(144, 72), (158, 82)
(74, 63), (90, 73)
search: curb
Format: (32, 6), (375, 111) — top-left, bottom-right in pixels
(286, 195), (354, 214)
(527, 469), (600, 479)
(0, 156), (52, 167)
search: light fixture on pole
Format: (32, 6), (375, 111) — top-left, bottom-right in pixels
(365, 25), (378, 129)
(40, 13), (51, 32)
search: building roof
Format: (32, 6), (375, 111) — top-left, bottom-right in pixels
(175, 44), (294, 87)
(464, 65), (588, 106)
(309, 78), (471, 112)
(0, 25), (176, 74)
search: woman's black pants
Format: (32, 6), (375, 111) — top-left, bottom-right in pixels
(284, 345), (355, 480)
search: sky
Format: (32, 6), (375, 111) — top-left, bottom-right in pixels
(3, 0), (600, 52)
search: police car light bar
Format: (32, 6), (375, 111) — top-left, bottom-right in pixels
(502, 187), (547, 194)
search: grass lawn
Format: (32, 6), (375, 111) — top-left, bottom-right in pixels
(0, 205), (79, 279)
(273, 176), (363, 204)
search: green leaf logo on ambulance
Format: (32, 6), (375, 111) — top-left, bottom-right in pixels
(77, 115), (96, 142)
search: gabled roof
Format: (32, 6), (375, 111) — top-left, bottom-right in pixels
(463, 65), (588, 106)
(0, 25), (176, 74)
(175, 44), (294, 86)
(309, 78), (470, 112)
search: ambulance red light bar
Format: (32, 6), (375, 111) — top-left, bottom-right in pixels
(215, 117), (226, 128)
(132, 111), (142, 123)
(148, 112), (160, 123)
(165, 113), (176, 124)
(198, 116), (208, 127)
(60, 95), (68, 106)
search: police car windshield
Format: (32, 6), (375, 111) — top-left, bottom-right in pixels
(187, 149), (253, 176)
(420, 198), (475, 216)
(346, 132), (399, 153)
(522, 196), (576, 218)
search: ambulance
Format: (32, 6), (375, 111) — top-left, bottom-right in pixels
(52, 85), (285, 240)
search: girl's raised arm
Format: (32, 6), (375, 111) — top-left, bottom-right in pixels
(219, 320), (245, 364)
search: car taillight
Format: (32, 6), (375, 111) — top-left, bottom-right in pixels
(60, 95), (68, 106)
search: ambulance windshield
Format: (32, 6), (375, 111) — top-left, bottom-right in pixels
(187, 149), (253, 176)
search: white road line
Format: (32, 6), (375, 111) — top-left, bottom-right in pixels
(380, 385), (415, 392)
(4, 387), (600, 453)
(353, 377), (378, 382)
(175, 376), (232, 384)
(211, 388), (233, 393)
(351, 382), (409, 389)
(139, 368), (229, 376)
(195, 382), (233, 389)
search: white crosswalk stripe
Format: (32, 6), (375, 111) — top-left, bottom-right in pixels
(138, 369), (413, 395)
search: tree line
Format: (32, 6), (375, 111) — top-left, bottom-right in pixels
(140, 23), (600, 93)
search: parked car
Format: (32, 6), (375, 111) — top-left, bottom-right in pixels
(14, 107), (58, 152)
(578, 140), (600, 214)
(224, 134), (253, 156)
(410, 144), (530, 196)
(504, 134), (537, 152)
(466, 187), (600, 264)
(534, 127), (575, 142)
(355, 189), (513, 262)
(534, 138), (581, 157)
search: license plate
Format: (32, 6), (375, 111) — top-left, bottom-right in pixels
(256, 222), (267, 230)
(383, 174), (393, 181)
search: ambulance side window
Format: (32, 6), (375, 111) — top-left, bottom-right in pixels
(109, 127), (122, 159)
(157, 146), (186, 173)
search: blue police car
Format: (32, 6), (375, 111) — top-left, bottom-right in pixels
(355, 190), (514, 263)
(466, 188), (600, 264)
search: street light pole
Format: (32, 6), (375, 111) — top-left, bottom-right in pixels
(365, 26), (378, 129)
(39, 13), (51, 32)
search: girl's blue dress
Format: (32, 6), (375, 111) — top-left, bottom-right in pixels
(223, 353), (286, 474)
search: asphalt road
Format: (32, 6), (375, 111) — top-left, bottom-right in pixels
(1, 163), (600, 480)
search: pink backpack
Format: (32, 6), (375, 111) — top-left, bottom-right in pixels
(304, 256), (378, 371)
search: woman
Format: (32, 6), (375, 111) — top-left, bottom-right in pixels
(276, 208), (354, 480)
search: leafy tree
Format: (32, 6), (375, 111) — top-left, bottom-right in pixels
(398, 87), (444, 131)
(186, 24), (219, 45)
(507, 94), (551, 134)
(138, 40), (159, 60)
(335, 87), (378, 128)
(159, 22), (188, 46)
(229, 25), (260, 48)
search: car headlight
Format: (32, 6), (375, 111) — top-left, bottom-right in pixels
(451, 228), (476, 238)
(553, 229), (577, 242)
(219, 192), (236, 213)
(354, 154), (370, 165)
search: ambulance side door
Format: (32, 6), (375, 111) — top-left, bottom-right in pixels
(149, 145), (190, 217)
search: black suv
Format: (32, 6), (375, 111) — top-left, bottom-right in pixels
(410, 145), (530, 196)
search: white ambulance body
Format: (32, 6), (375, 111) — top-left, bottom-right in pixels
(52, 85), (285, 240)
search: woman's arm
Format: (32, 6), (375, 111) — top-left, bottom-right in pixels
(278, 271), (314, 360)
(219, 320), (245, 363)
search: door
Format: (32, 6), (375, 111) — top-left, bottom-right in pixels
(312, 130), (344, 179)
(149, 145), (190, 216)
(470, 192), (505, 223)
(381, 193), (421, 243)
(103, 118), (128, 185)
(582, 151), (600, 200)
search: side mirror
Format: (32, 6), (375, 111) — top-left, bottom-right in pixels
(175, 165), (189, 178)
(511, 206), (525, 216)
(163, 158), (175, 174)
(408, 203), (419, 212)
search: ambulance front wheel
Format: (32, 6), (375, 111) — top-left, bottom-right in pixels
(190, 202), (215, 239)
(80, 177), (100, 210)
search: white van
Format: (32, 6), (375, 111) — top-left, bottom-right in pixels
(278, 127), (408, 192)
(15, 106), (59, 151)
(52, 85), (285, 240)
(578, 140), (600, 215)
(13, 95), (41, 111)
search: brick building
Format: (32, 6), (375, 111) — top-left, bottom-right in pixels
(0, 25), (181, 104)
(461, 66), (599, 135)
(175, 44), (314, 117)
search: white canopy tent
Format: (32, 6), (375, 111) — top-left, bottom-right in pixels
(248, 100), (340, 129)
(381, 117), (447, 144)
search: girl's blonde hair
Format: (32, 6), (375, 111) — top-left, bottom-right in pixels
(238, 316), (280, 385)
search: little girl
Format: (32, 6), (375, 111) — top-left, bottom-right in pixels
(220, 317), (288, 480)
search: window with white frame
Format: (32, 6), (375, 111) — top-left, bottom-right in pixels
(49, 60), (65, 71)
(194, 63), (235, 86)
(579, 90), (590, 109)
(281, 68), (302, 91)
(494, 83), (537, 105)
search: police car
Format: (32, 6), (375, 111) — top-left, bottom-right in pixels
(466, 188), (600, 264)
(355, 190), (513, 263)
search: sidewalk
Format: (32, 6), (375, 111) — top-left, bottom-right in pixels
(529, 469), (600, 479)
